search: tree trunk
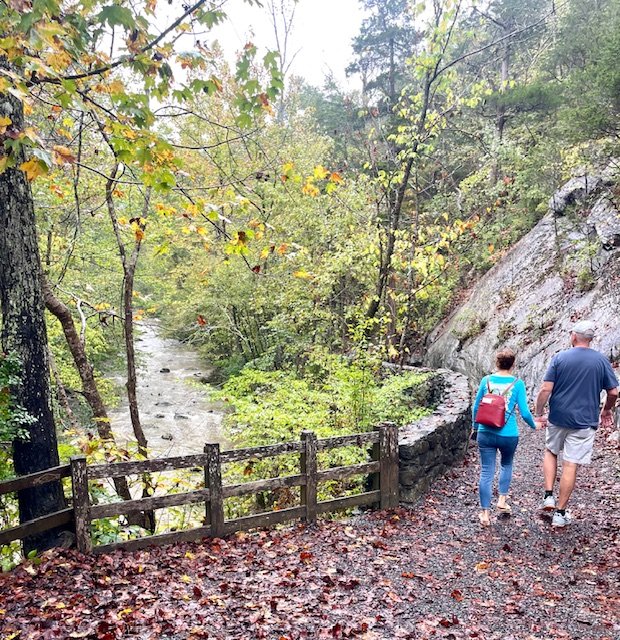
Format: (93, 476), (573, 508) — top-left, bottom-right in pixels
(42, 279), (114, 438)
(41, 279), (151, 526)
(366, 72), (433, 323)
(0, 87), (69, 554)
(105, 173), (155, 530)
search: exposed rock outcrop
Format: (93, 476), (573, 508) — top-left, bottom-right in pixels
(425, 164), (620, 394)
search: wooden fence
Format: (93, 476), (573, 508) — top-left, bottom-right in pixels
(0, 423), (399, 554)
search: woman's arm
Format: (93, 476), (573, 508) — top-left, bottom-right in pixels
(516, 380), (536, 429)
(472, 377), (487, 425)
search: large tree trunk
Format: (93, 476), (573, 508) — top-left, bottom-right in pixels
(0, 88), (69, 554)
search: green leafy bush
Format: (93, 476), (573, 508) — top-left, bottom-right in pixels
(216, 358), (432, 517)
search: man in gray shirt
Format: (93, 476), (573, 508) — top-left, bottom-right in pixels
(534, 320), (618, 527)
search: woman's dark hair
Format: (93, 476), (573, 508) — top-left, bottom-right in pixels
(496, 348), (516, 370)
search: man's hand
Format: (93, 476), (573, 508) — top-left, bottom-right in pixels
(600, 408), (614, 428)
(534, 415), (548, 429)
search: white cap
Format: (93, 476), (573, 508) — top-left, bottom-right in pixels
(571, 320), (596, 338)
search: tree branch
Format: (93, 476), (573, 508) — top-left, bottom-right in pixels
(36, 0), (216, 85)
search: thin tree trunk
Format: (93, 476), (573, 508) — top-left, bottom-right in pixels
(123, 201), (150, 459)
(41, 279), (151, 526)
(0, 80), (69, 554)
(366, 80), (431, 321)
(42, 279), (114, 439)
(105, 172), (155, 530)
(48, 347), (79, 432)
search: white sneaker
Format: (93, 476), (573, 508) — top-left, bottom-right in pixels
(551, 511), (572, 527)
(542, 495), (556, 512)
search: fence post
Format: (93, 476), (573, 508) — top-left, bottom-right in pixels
(205, 443), (224, 538)
(375, 422), (399, 509)
(70, 455), (92, 553)
(300, 431), (318, 524)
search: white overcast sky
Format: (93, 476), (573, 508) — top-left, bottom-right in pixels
(212, 0), (364, 89)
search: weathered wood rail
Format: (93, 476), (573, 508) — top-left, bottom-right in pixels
(0, 423), (399, 554)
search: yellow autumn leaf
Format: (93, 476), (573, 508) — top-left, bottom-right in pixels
(313, 165), (329, 180)
(293, 270), (313, 279)
(196, 226), (207, 236)
(20, 158), (48, 181)
(302, 182), (320, 197)
(117, 217), (128, 225)
(181, 574), (192, 583)
(153, 243), (170, 256)
(488, 244), (495, 254)
(0, 116), (12, 135)
(49, 184), (64, 198)
(46, 51), (72, 71)
(53, 145), (76, 165)
(387, 344), (399, 359)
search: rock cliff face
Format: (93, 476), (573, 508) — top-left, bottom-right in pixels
(425, 165), (620, 394)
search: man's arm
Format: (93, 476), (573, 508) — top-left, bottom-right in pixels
(603, 386), (618, 410)
(600, 386), (618, 427)
(535, 381), (554, 424)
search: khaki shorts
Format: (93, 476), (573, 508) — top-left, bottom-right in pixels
(546, 423), (596, 465)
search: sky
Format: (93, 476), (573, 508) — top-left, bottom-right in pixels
(212, 0), (365, 89)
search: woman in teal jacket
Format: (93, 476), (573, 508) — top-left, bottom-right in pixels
(472, 348), (536, 526)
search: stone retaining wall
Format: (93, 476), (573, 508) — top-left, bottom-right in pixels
(398, 369), (471, 503)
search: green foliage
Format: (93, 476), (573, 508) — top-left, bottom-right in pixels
(0, 352), (35, 443)
(453, 315), (488, 344)
(1, 540), (21, 572)
(216, 358), (432, 516)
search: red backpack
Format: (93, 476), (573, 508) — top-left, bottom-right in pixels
(474, 377), (517, 428)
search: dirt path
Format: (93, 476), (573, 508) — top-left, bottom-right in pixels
(2, 426), (619, 640)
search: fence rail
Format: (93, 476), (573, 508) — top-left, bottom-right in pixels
(0, 423), (398, 554)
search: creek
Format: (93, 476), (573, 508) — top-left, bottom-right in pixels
(108, 321), (229, 457)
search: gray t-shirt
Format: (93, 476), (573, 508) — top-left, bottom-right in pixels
(544, 347), (618, 429)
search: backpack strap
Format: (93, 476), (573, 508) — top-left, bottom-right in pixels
(501, 379), (517, 397)
(504, 378), (520, 420)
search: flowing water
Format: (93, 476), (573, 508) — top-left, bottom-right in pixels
(109, 321), (228, 457)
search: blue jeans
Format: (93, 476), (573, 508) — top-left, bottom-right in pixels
(477, 431), (519, 509)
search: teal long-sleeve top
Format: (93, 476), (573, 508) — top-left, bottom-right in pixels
(472, 374), (536, 437)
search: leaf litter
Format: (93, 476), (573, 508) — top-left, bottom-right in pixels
(1, 429), (618, 639)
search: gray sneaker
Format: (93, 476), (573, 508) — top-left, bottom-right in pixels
(542, 495), (556, 512)
(551, 511), (572, 527)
